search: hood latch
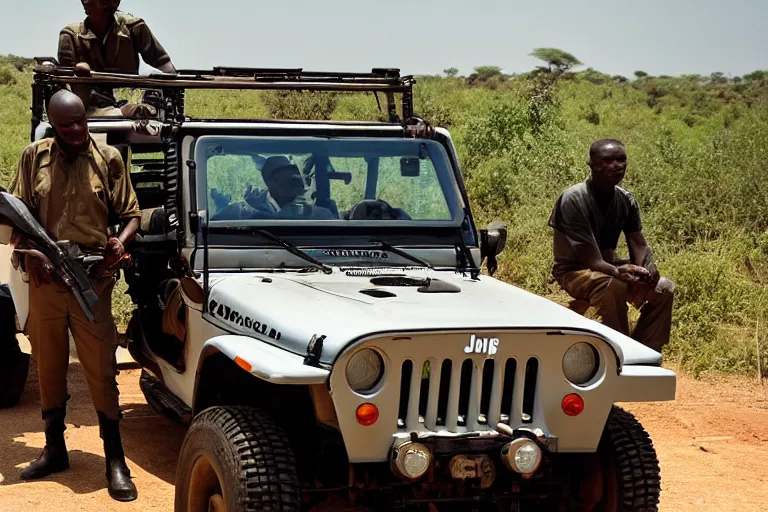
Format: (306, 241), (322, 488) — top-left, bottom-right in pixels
(304, 334), (327, 367)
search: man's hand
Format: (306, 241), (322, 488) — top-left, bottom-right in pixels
(14, 248), (55, 287)
(615, 264), (652, 284)
(404, 117), (435, 138)
(243, 185), (265, 209)
(74, 62), (92, 76)
(103, 237), (125, 269)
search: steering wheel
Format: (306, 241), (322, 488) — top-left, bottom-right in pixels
(347, 199), (409, 220)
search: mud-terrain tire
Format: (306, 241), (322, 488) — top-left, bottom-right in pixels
(175, 405), (300, 512)
(594, 406), (661, 512)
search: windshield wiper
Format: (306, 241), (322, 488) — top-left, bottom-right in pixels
(370, 239), (433, 269)
(252, 229), (333, 275)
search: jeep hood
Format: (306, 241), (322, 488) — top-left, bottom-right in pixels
(203, 269), (662, 367)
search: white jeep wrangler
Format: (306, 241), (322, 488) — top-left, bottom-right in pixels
(6, 62), (675, 512)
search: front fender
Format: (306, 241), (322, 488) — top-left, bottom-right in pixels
(199, 334), (330, 385)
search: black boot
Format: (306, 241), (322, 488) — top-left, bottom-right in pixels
(98, 412), (138, 502)
(20, 407), (70, 480)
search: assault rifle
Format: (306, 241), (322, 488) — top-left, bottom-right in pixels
(0, 191), (100, 321)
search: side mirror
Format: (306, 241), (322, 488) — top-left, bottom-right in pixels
(480, 220), (508, 276)
(485, 220), (507, 255)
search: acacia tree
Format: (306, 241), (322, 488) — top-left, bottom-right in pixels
(710, 72), (727, 84)
(529, 48), (582, 74)
(526, 48), (581, 133)
(443, 67), (459, 78)
(634, 70), (649, 79)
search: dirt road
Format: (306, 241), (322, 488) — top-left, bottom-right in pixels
(1, 362), (767, 512)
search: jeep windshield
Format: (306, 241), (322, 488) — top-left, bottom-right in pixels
(194, 135), (465, 227)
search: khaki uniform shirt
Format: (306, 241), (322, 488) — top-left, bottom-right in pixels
(11, 138), (141, 251)
(548, 177), (643, 279)
(58, 11), (172, 108)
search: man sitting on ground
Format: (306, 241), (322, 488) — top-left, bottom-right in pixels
(548, 139), (675, 352)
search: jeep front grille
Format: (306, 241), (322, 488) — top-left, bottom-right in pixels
(330, 331), (630, 463)
(397, 356), (539, 432)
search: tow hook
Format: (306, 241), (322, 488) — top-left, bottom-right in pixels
(496, 423), (556, 450)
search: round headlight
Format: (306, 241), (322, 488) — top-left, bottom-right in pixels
(562, 342), (599, 385)
(346, 348), (384, 393)
(501, 438), (543, 476)
(391, 442), (432, 480)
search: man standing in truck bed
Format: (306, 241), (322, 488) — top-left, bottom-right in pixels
(58, 0), (177, 116)
(548, 139), (675, 352)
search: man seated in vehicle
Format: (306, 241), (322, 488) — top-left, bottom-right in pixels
(58, 0), (177, 118)
(548, 139), (675, 352)
(244, 156), (335, 219)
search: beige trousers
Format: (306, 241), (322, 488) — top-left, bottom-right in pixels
(557, 270), (675, 352)
(27, 276), (121, 419)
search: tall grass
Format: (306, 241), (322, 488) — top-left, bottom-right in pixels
(1, 55), (767, 377)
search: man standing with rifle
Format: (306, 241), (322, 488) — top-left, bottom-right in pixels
(10, 89), (141, 502)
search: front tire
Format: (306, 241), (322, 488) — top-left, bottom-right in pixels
(175, 406), (301, 512)
(593, 406), (662, 512)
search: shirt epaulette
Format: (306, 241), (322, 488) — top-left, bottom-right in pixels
(115, 12), (144, 28)
(60, 22), (85, 37)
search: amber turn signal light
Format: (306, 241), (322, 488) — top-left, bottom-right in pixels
(356, 403), (380, 426)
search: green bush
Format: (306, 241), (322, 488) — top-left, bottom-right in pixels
(261, 90), (338, 121)
(0, 55), (32, 72)
(2, 58), (768, 377)
(0, 65), (16, 86)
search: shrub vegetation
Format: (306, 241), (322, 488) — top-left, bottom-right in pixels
(1, 53), (767, 378)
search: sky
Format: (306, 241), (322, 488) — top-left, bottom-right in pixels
(0, 0), (765, 79)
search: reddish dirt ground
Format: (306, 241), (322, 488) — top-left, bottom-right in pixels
(0, 362), (767, 512)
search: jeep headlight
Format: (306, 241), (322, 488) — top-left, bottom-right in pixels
(562, 342), (599, 385)
(346, 348), (384, 393)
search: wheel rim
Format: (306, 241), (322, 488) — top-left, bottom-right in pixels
(187, 451), (227, 512)
(599, 454), (619, 512)
(596, 457), (620, 512)
(592, 450), (620, 512)
(580, 451), (619, 512)
(208, 494), (226, 512)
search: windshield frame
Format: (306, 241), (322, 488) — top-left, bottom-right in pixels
(192, 135), (467, 230)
